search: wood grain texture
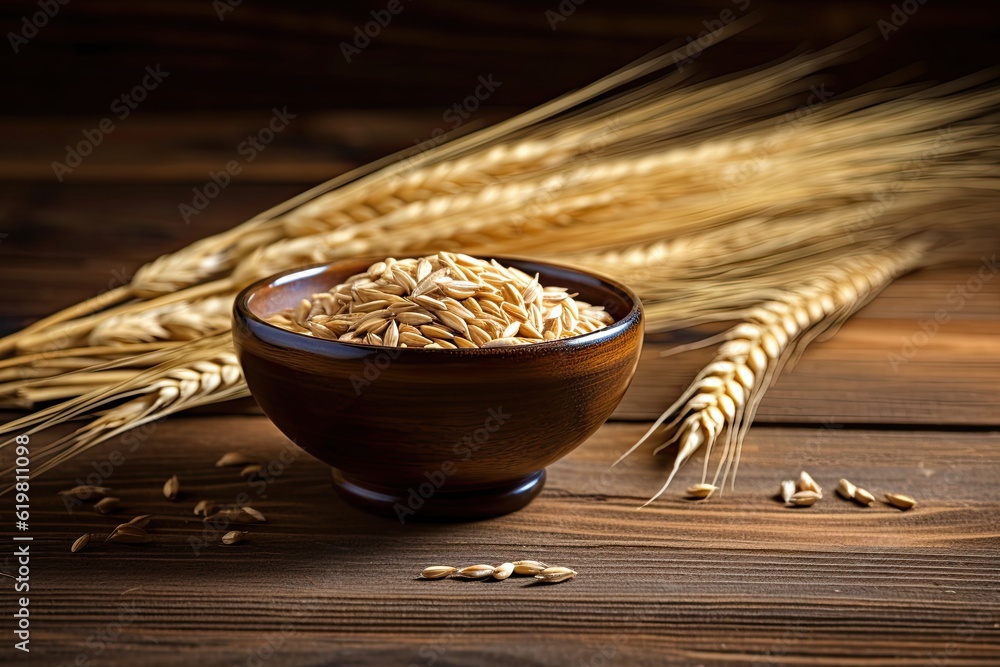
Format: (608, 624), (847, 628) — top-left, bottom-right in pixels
(2, 418), (998, 666)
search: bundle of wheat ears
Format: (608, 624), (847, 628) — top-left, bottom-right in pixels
(1, 34), (998, 501)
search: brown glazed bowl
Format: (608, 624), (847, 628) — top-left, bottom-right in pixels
(233, 257), (643, 522)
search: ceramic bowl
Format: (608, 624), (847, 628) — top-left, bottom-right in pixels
(232, 257), (643, 521)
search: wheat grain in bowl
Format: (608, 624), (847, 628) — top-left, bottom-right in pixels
(263, 252), (614, 349)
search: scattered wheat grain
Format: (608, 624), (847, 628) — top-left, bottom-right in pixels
(884, 492), (917, 510)
(493, 562), (514, 580)
(71, 534), (91, 553)
(455, 564), (495, 579)
(222, 530), (248, 545)
(534, 566), (577, 583)
(420, 566), (457, 579)
(163, 475), (179, 500)
(686, 483), (717, 499)
(94, 497), (121, 514)
(216, 452), (255, 467)
(512, 560), (548, 575)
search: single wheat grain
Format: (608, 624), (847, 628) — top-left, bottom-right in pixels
(71, 534), (91, 553)
(58, 485), (112, 500)
(420, 566), (457, 579)
(216, 452), (255, 467)
(493, 563), (514, 580)
(884, 492), (917, 510)
(534, 566), (577, 583)
(106, 523), (151, 544)
(193, 500), (216, 517)
(789, 490), (822, 507)
(94, 497), (121, 514)
(222, 530), (248, 545)
(163, 475), (179, 500)
(798, 471), (822, 495)
(513, 560), (548, 575)
(455, 564), (495, 579)
(780, 479), (796, 505)
(240, 464), (263, 478)
(686, 483), (717, 499)
(837, 478), (857, 500)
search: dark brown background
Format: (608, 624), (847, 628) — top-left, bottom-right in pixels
(2, 0), (998, 116)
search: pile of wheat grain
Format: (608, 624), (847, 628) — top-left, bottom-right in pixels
(1, 32), (997, 500)
(267, 252), (612, 348)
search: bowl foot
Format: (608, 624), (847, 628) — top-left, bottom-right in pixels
(330, 469), (546, 522)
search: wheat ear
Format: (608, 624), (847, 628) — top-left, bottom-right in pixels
(0, 337), (245, 490)
(614, 239), (929, 506)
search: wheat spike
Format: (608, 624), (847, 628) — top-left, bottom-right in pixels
(86, 296), (233, 347)
(0, 336), (246, 490)
(616, 239), (929, 506)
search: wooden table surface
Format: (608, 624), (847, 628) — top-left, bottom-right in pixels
(1, 112), (999, 666)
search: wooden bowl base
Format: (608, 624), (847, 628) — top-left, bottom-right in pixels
(330, 469), (546, 523)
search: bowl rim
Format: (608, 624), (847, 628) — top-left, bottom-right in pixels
(233, 255), (643, 355)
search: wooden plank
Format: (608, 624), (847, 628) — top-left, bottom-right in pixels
(3, 417), (998, 666)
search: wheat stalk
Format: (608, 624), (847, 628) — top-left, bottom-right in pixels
(85, 296), (233, 347)
(6, 74), (996, 357)
(0, 23), (757, 353)
(0, 335), (235, 435)
(0, 335), (246, 492)
(613, 239), (929, 506)
(0, 36), (925, 357)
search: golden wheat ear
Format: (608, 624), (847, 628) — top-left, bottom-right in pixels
(626, 238), (929, 506)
